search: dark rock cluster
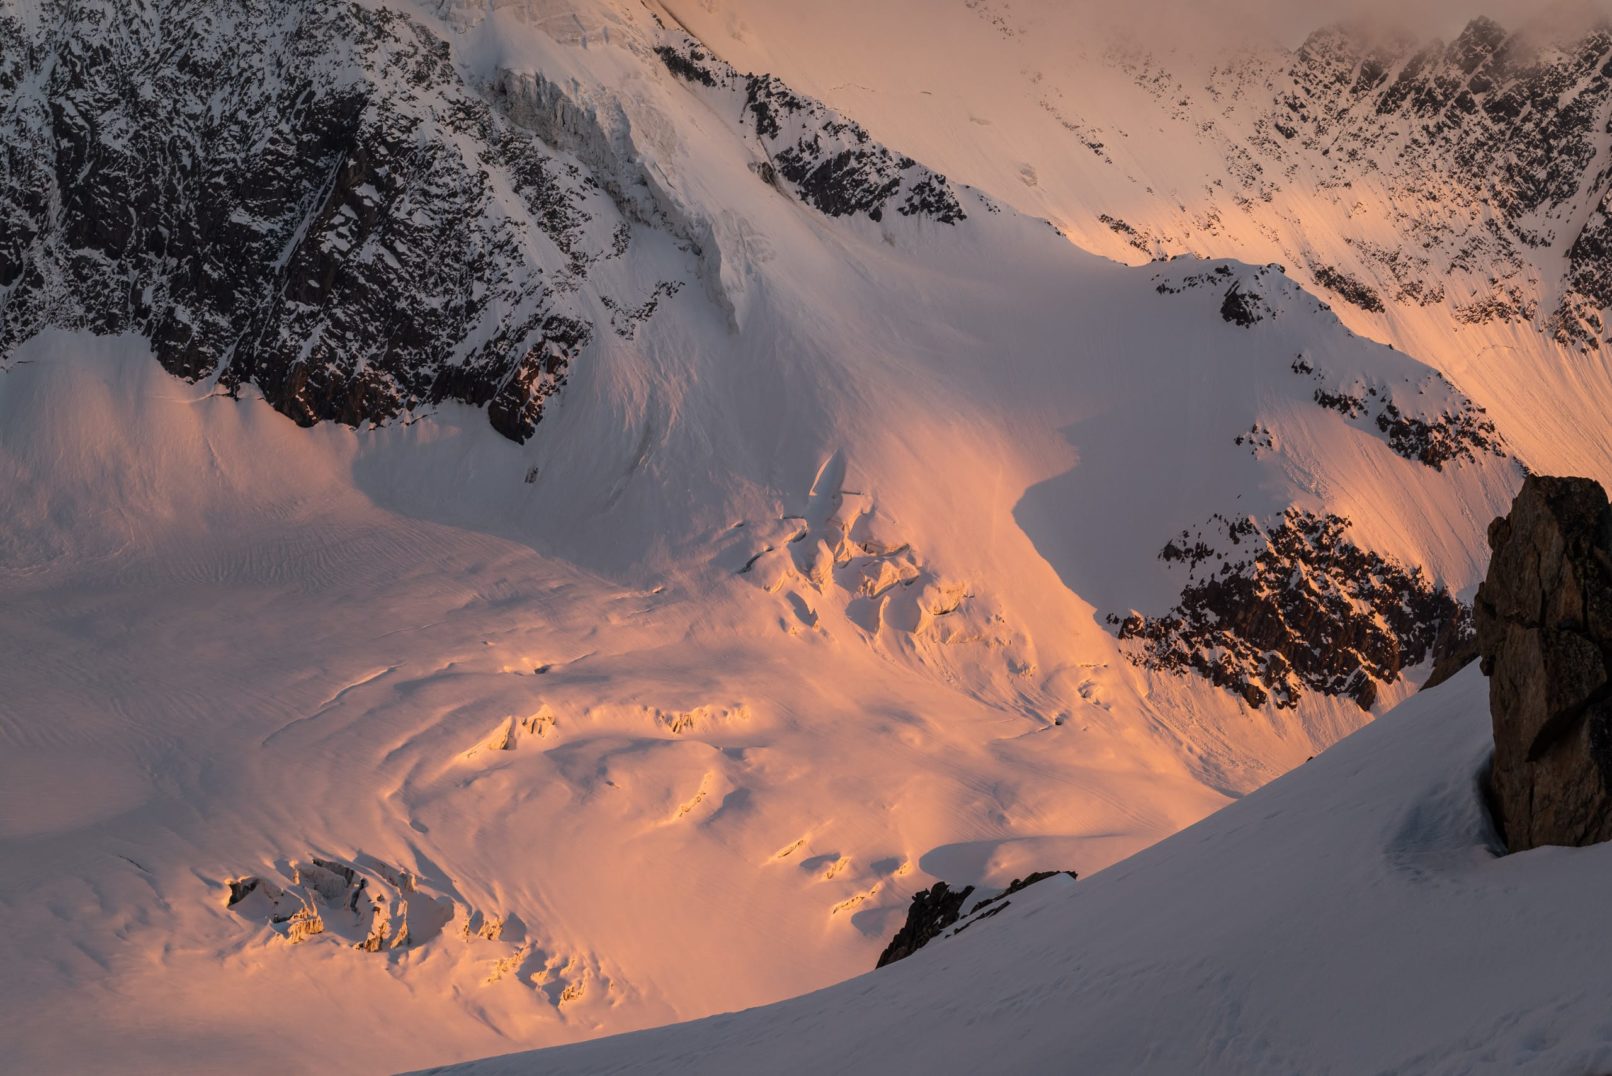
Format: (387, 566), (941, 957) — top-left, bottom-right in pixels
(1303, 374), (1507, 471)
(1476, 475), (1612, 851)
(1098, 213), (1156, 257)
(1562, 192), (1612, 346)
(1308, 263), (1385, 314)
(1119, 510), (1463, 709)
(875, 882), (975, 968)
(1234, 424), (1276, 456)
(1220, 283), (1269, 327)
(875, 871), (1076, 969)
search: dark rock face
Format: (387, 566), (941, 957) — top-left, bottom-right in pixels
(875, 871), (1077, 969)
(1476, 475), (1612, 851)
(2, 0), (619, 442)
(1120, 510), (1463, 710)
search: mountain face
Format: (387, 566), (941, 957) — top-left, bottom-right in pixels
(1215, 16), (1612, 348)
(0, 0), (1521, 715)
(0, 0), (964, 442)
(1094, 12), (1612, 348)
(671, 1), (1612, 479)
(0, 1), (1576, 1072)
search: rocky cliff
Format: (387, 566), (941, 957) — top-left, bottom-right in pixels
(1476, 475), (1612, 851)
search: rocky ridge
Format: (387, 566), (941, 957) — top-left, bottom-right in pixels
(1263, 17), (1612, 346)
(1113, 257), (1518, 710)
(1153, 260), (1511, 471)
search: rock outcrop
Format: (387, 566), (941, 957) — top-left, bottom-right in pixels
(1119, 510), (1464, 710)
(875, 882), (974, 968)
(0, 1), (627, 442)
(875, 871), (1076, 969)
(1153, 260), (1511, 473)
(1476, 475), (1612, 851)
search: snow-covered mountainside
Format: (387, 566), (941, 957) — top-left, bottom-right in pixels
(430, 666), (1612, 1076)
(0, 1), (1589, 1072)
(665, 0), (1612, 479)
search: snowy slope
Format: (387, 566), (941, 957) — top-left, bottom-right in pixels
(0, 1), (1564, 1072)
(426, 665), (1612, 1076)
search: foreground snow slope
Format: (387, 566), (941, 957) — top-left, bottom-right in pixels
(431, 664), (1612, 1075)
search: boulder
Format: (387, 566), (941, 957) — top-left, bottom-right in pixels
(1476, 475), (1612, 851)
